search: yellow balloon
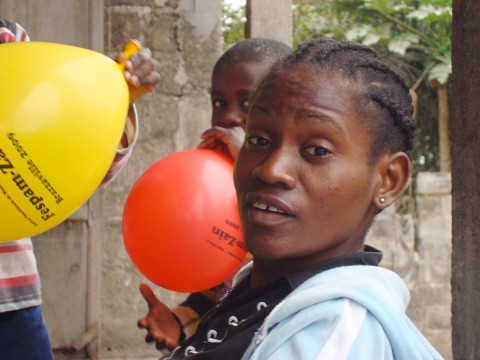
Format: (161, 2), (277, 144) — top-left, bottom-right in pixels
(0, 42), (129, 242)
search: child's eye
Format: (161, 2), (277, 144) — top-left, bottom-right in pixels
(247, 135), (270, 148)
(304, 146), (331, 157)
(212, 99), (226, 108)
(241, 99), (250, 110)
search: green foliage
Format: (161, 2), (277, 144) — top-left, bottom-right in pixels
(222, 2), (246, 50)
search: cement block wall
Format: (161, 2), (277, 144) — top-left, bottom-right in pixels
(100, 1), (222, 358)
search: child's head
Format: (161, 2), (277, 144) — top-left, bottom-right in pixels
(234, 38), (414, 276)
(210, 37), (291, 129)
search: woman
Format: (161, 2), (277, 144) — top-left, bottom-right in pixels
(160, 38), (442, 360)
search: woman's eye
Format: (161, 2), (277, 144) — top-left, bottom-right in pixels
(247, 136), (270, 147)
(213, 99), (226, 108)
(304, 146), (331, 157)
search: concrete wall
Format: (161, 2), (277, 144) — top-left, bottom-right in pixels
(246, 0), (292, 45)
(99, 1), (222, 358)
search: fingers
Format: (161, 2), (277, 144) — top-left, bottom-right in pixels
(139, 283), (160, 310)
(145, 333), (155, 344)
(144, 328), (177, 351)
(155, 342), (167, 351)
(200, 126), (244, 140)
(140, 71), (161, 89)
(198, 127), (229, 150)
(197, 137), (219, 150)
(200, 126), (229, 139)
(137, 283), (181, 351)
(137, 318), (145, 329)
(199, 126), (245, 160)
(162, 336), (178, 351)
(124, 49), (160, 88)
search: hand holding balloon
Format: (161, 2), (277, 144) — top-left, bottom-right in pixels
(198, 126), (245, 160)
(119, 40), (160, 104)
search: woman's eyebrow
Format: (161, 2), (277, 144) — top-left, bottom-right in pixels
(298, 109), (344, 133)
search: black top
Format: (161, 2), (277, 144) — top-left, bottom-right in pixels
(161, 245), (382, 360)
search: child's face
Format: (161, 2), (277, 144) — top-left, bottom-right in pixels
(210, 61), (269, 129)
(234, 65), (381, 272)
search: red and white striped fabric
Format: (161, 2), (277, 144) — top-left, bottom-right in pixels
(0, 19), (29, 43)
(0, 238), (41, 312)
(0, 18), (138, 312)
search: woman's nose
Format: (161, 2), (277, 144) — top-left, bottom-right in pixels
(251, 147), (296, 189)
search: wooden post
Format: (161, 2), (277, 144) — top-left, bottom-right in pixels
(451, 0), (480, 358)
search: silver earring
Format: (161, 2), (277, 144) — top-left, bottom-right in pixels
(379, 197), (385, 204)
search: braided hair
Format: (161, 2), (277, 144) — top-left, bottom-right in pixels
(273, 38), (415, 161)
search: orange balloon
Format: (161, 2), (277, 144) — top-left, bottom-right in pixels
(122, 149), (246, 293)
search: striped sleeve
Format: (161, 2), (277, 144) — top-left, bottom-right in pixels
(314, 298), (369, 360)
(100, 104), (138, 187)
(0, 238), (42, 312)
(0, 19), (29, 43)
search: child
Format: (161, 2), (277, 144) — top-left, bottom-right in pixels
(0, 18), (159, 360)
(136, 37), (292, 351)
(198, 37), (293, 158)
(158, 38), (443, 359)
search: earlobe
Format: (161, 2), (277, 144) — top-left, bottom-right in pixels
(374, 152), (411, 209)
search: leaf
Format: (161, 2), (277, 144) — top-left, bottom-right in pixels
(388, 33), (420, 55)
(345, 25), (372, 41)
(428, 61), (451, 85)
(407, 5), (452, 21)
(363, 33), (382, 46)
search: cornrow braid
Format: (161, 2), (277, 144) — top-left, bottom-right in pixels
(276, 38), (415, 160)
(357, 60), (416, 158)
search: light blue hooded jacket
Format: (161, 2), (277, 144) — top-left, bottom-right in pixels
(234, 263), (443, 360)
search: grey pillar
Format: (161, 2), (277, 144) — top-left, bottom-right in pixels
(246, 0), (292, 46)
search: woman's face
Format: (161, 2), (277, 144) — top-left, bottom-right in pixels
(234, 65), (382, 274)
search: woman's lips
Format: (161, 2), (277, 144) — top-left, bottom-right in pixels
(244, 193), (295, 226)
(252, 201), (286, 214)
